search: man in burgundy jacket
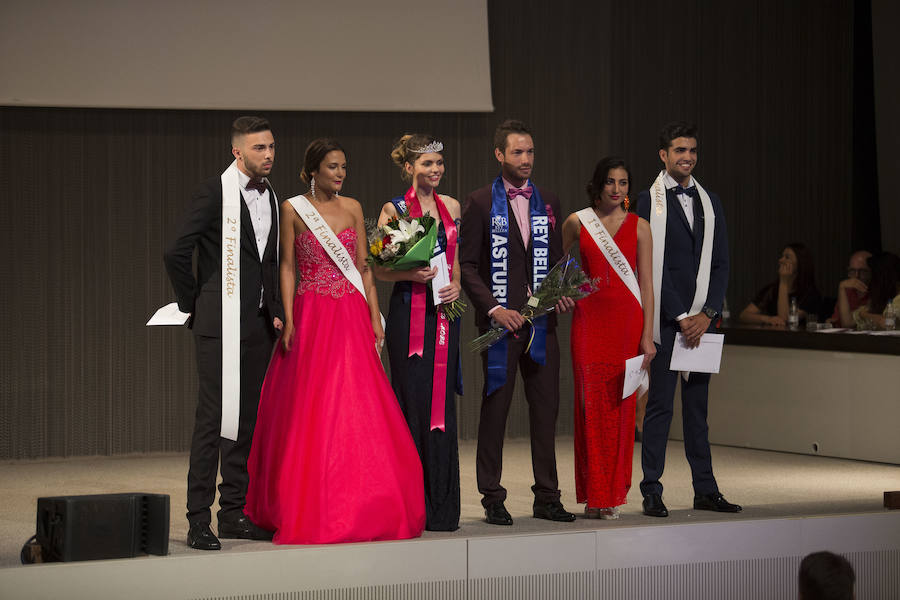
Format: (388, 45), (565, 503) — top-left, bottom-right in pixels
(460, 119), (575, 526)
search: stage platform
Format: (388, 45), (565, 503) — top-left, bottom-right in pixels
(1, 438), (898, 599)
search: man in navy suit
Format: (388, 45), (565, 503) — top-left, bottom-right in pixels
(635, 121), (741, 517)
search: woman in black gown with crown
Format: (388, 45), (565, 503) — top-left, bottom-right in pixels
(374, 134), (462, 531)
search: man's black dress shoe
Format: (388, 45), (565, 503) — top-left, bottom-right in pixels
(218, 514), (275, 540)
(642, 494), (669, 517)
(693, 493), (742, 513)
(187, 523), (221, 550)
(533, 501), (576, 522)
(484, 502), (513, 526)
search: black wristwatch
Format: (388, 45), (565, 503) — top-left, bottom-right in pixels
(701, 306), (718, 320)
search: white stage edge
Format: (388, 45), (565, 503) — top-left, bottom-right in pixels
(1, 512), (897, 600)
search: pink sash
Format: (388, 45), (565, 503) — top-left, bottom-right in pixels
(404, 187), (457, 431)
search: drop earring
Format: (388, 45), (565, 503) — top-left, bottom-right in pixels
(623, 195), (630, 211)
(310, 177), (316, 201)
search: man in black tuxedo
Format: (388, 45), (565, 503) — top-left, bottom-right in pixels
(635, 121), (741, 518)
(460, 120), (576, 526)
(164, 116), (284, 550)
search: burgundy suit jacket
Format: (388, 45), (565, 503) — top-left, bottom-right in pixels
(460, 182), (564, 332)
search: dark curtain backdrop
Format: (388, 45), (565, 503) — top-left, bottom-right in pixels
(872, 0), (900, 253)
(0, 0), (856, 459)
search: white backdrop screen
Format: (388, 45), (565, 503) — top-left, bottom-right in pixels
(0, 0), (492, 112)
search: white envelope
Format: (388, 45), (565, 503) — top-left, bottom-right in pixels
(146, 302), (191, 326)
(669, 333), (724, 373)
(623, 354), (649, 399)
(430, 251), (451, 306)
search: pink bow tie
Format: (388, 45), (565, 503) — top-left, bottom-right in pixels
(507, 187), (532, 200)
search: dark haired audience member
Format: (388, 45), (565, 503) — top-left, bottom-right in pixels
(740, 243), (821, 326)
(852, 251), (900, 330)
(798, 551), (855, 600)
(830, 250), (871, 328)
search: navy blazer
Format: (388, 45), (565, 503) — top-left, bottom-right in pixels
(636, 186), (729, 330)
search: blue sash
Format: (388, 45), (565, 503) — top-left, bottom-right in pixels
(392, 195), (408, 215)
(486, 176), (549, 395)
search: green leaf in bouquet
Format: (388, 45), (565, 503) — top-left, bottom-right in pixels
(389, 219), (438, 270)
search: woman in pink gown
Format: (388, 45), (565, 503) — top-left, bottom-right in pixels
(244, 138), (425, 544)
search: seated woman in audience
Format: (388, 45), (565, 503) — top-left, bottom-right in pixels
(853, 252), (900, 330)
(740, 243), (821, 326)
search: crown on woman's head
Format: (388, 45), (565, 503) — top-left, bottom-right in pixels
(408, 140), (444, 154)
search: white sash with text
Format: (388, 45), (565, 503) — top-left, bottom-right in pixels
(576, 208), (642, 307)
(220, 161), (241, 441)
(286, 194), (367, 297)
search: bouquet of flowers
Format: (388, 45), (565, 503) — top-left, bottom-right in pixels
(366, 212), (467, 320)
(367, 213), (437, 270)
(469, 254), (596, 354)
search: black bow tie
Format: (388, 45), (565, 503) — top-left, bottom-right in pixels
(671, 185), (696, 197)
(246, 179), (267, 194)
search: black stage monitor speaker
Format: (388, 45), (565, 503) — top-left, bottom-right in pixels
(35, 493), (169, 562)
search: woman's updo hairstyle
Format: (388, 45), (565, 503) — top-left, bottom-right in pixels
(585, 156), (631, 203)
(391, 134), (441, 182)
(300, 138), (346, 184)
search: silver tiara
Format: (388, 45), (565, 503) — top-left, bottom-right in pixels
(408, 141), (443, 154)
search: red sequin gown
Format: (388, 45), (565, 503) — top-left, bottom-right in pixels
(245, 228), (425, 544)
(571, 213), (643, 509)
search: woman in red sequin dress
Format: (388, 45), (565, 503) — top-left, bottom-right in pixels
(561, 157), (655, 519)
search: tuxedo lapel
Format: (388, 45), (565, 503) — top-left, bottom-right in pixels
(667, 190), (694, 238)
(263, 189), (279, 261)
(692, 197), (705, 253)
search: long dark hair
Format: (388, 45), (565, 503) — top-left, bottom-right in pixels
(772, 242), (817, 300)
(866, 252), (900, 313)
(586, 156), (631, 209)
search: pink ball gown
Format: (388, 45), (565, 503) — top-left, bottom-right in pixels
(244, 227), (426, 544)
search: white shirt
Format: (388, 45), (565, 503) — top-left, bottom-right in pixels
(237, 169), (272, 260)
(663, 172), (696, 231)
(236, 170), (272, 308)
(663, 172), (696, 322)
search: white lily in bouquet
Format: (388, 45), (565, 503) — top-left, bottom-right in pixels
(366, 211), (467, 321)
(385, 218), (425, 246)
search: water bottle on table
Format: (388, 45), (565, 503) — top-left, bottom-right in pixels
(788, 297), (799, 331)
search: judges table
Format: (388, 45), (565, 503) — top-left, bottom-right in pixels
(669, 325), (900, 465)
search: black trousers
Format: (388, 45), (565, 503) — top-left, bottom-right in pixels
(477, 328), (561, 508)
(187, 311), (276, 525)
(639, 325), (719, 498)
